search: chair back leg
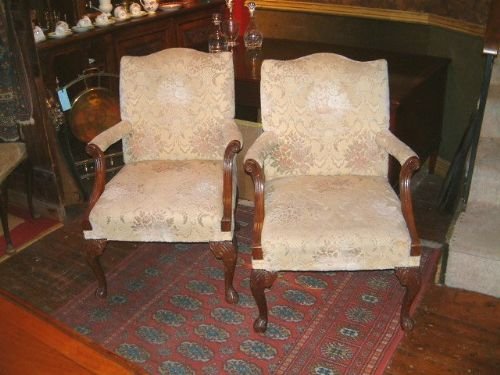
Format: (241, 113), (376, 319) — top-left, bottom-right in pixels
(0, 182), (15, 253)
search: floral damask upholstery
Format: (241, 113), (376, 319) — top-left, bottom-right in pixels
(1, 138), (34, 254)
(83, 48), (242, 303)
(0, 143), (26, 182)
(244, 53), (422, 332)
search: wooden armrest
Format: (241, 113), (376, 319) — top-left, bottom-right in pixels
(400, 156), (422, 256)
(221, 139), (242, 232)
(81, 144), (106, 231)
(244, 158), (265, 260)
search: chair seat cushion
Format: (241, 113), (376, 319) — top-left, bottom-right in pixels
(0, 143), (27, 182)
(256, 175), (420, 271)
(84, 160), (232, 242)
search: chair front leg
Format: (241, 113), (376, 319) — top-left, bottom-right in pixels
(210, 239), (239, 304)
(250, 269), (277, 333)
(395, 266), (421, 331)
(0, 181), (14, 254)
(85, 239), (108, 298)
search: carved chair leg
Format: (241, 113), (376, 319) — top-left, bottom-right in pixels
(395, 266), (421, 331)
(0, 181), (15, 254)
(209, 239), (239, 304)
(85, 239), (108, 298)
(250, 269), (278, 333)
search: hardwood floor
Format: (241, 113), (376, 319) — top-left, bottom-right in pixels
(0, 172), (498, 374)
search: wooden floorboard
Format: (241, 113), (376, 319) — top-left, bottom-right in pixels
(0, 172), (498, 374)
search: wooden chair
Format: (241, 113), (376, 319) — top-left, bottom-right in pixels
(244, 53), (422, 332)
(83, 48), (242, 304)
(0, 124), (34, 254)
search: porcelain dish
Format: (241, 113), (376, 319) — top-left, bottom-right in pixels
(48, 30), (73, 39)
(72, 25), (94, 33)
(94, 19), (116, 27)
(112, 14), (131, 22)
(130, 11), (147, 18)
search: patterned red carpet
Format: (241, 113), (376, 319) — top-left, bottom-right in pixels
(54, 205), (439, 374)
(0, 208), (62, 261)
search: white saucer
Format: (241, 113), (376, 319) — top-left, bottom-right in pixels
(112, 14), (131, 22)
(130, 11), (147, 18)
(159, 3), (182, 12)
(48, 31), (72, 39)
(72, 25), (94, 33)
(94, 19), (116, 27)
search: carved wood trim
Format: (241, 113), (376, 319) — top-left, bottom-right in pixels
(81, 143), (106, 231)
(399, 156), (422, 257)
(244, 158), (265, 260)
(221, 139), (242, 232)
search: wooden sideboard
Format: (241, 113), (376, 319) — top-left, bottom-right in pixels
(230, 39), (450, 186)
(36, 1), (224, 93)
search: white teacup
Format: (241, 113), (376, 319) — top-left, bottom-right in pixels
(113, 6), (128, 19)
(33, 26), (46, 43)
(55, 21), (69, 35)
(140, 0), (158, 14)
(77, 16), (92, 28)
(129, 2), (142, 16)
(95, 13), (110, 26)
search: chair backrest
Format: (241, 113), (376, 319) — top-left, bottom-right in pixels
(260, 53), (390, 180)
(119, 48), (235, 163)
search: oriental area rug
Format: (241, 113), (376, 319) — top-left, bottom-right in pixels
(0, 208), (62, 261)
(54, 205), (439, 375)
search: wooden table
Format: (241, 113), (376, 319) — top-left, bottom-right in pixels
(231, 39), (449, 184)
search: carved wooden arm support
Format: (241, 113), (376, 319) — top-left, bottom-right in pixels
(82, 143), (106, 231)
(243, 131), (279, 260)
(81, 120), (132, 231)
(221, 139), (242, 232)
(400, 156), (422, 256)
(244, 159), (265, 260)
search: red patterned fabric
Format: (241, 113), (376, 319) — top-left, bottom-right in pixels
(54, 205), (439, 374)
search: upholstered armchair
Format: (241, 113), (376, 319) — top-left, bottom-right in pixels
(1, 125), (34, 254)
(244, 53), (422, 332)
(82, 48), (242, 304)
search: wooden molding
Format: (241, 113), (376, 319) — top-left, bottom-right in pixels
(253, 1), (486, 36)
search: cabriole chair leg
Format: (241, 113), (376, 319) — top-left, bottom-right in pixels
(250, 269), (278, 333)
(395, 266), (422, 331)
(210, 239), (239, 304)
(85, 239), (108, 298)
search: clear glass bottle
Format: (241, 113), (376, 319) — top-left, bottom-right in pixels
(208, 13), (228, 53)
(244, 2), (263, 50)
(222, 0), (240, 47)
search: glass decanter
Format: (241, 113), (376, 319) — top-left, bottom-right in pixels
(222, 0), (240, 47)
(208, 13), (228, 53)
(244, 2), (263, 50)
